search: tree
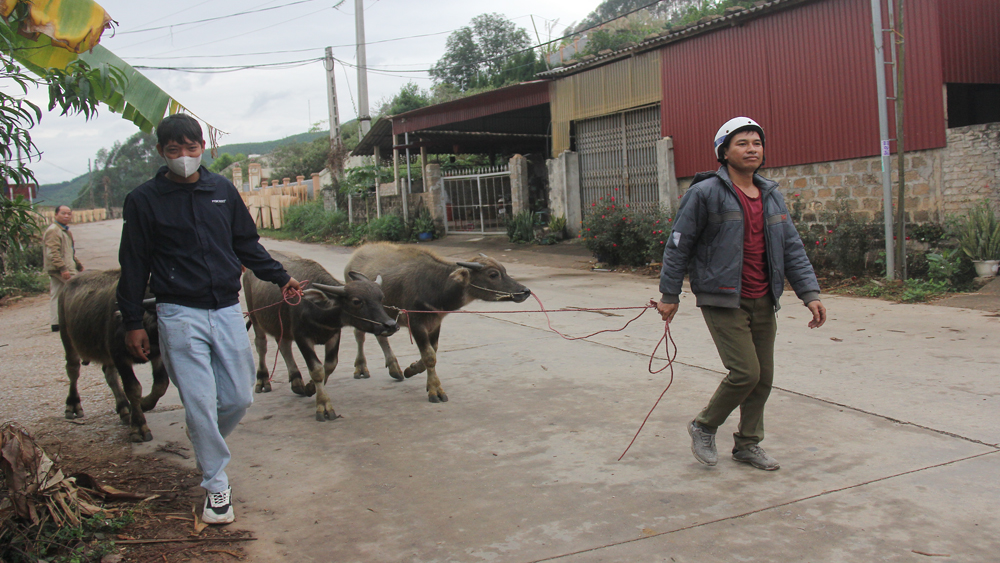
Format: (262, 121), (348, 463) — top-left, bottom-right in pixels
(270, 136), (331, 182)
(430, 13), (535, 91)
(375, 82), (431, 117)
(73, 132), (161, 210)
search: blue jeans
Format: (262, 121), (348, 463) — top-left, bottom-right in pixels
(156, 303), (254, 493)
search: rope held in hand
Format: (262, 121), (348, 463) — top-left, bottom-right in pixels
(242, 280), (308, 383)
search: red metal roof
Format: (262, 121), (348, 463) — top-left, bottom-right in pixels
(391, 80), (550, 136)
(660, 0), (946, 177)
(939, 0), (1000, 83)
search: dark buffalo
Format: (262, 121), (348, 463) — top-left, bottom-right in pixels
(345, 243), (531, 403)
(58, 269), (167, 442)
(242, 250), (398, 420)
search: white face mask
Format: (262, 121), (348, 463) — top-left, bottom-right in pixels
(166, 155), (201, 178)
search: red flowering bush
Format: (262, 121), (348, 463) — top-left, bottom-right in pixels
(581, 197), (675, 266)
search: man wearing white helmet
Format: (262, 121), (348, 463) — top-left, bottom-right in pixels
(656, 117), (826, 471)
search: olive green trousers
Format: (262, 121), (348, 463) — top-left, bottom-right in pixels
(694, 296), (777, 452)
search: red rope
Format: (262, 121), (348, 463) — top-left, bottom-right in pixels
(243, 281), (308, 383)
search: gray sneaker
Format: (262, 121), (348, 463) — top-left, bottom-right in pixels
(688, 420), (718, 466)
(732, 444), (780, 471)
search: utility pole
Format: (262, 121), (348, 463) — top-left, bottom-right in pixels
(870, 0), (896, 280)
(893, 0), (907, 280)
(324, 47), (343, 212)
(355, 0), (371, 137)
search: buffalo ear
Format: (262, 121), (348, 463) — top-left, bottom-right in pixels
(375, 274), (382, 286)
(310, 282), (347, 296)
(302, 288), (331, 305)
(347, 270), (370, 282)
(449, 267), (471, 286)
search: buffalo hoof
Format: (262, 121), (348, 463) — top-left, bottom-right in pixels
(428, 392), (449, 403)
(290, 376), (310, 396)
(353, 366), (370, 379)
(129, 430), (153, 442)
(403, 366), (420, 378)
(65, 405), (84, 419)
(255, 380), (272, 393)
(303, 381), (316, 397)
(386, 362), (405, 381)
(315, 410), (342, 422)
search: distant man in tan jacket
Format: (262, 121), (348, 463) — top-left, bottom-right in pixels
(43, 205), (83, 331)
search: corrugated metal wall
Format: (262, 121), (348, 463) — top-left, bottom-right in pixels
(661, 0), (946, 178)
(550, 50), (662, 157)
(939, 0), (1000, 83)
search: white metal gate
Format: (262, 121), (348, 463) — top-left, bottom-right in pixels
(577, 104), (661, 216)
(443, 165), (512, 234)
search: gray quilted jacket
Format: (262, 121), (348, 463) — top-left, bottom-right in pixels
(659, 166), (820, 310)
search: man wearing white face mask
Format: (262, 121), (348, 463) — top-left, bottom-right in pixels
(118, 114), (301, 525)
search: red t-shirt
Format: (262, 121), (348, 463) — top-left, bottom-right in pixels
(733, 185), (770, 298)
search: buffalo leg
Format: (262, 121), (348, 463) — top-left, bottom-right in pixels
(102, 364), (131, 423)
(279, 338), (313, 397)
(296, 337), (340, 421)
(114, 358), (152, 442)
(352, 329), (370, 379)
(410, 319), (447, 403)
(140, 357), (170, 412)
(250, 317), (272, 393)
(403, 321), (440, 378)
(375, 334), (405, 381)
(62, 332), (85, 419)
(323, 332), (341, 382)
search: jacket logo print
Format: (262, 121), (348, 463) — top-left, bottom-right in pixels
(781, 214), (787, 220)
(212, 199), (227, 204)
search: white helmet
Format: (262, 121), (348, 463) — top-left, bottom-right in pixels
(714, 117), (765, 163)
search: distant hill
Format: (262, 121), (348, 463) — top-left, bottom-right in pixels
(38, 127), (341, 207)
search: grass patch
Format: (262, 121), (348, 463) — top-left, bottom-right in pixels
(1, 510), (135, 563)
(0, 270), (47, 298)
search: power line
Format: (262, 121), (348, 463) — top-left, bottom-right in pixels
(133, 57), (323, 73)
(115, 0), (325, 34)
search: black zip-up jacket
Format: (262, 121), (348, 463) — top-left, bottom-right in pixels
(118, 166), (290, 331)
(659, 166), (820, 310)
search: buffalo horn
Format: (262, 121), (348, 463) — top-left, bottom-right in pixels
(347, 270), (370, 282)
(478, 252), (492, 260)
(456, 261), (485, 271)
(311, 282), (348, 296)
(375, 274), (382, 286)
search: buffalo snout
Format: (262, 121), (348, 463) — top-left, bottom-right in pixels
(512, 288), (532, 303)
(377, 319), (400, 336)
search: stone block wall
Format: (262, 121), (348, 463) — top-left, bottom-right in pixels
(941, 122), (1000, 215)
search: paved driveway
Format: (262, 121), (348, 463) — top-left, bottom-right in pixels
(71, 221), (1000, 562)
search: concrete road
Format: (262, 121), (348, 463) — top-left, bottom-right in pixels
(72, 221), (1000, 562)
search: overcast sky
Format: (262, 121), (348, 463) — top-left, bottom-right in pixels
(21, 0), (600, 185)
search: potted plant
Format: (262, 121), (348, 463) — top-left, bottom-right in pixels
(958, 200), (1000, 278)
(413, 209), (436, 242)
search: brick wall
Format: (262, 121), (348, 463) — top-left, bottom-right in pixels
(674, 122), (1000, 227)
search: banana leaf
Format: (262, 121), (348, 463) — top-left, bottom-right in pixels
(0, 0), (111, 54)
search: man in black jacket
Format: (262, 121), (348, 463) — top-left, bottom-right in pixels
(657, 117), (826, 471)
(118, 114), (300, 524)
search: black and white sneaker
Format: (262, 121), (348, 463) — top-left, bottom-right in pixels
(202, 486), (235, 524)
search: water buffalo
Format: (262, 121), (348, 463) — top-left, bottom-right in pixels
(58, 269), (167, 442)
(242, 251), (398, 420)
(345, 243), (531, 403)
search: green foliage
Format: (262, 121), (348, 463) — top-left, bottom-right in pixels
(208, 152), (247, 174)
(958, 200), (1000, 260)
(430, 13), (537, 91)
(0, 196), (41, 264)
(74, 132), (161, 209)
(506, 210), (537, 243)
(909, 222), (946, 244)
(1, 21), (126, 190)
(548, 215), (567, 237)
(581, 196), (674, 266)
(412, 207), (437, 238)
(281, 200), (350, 242)
(901, 279), (950, 303)
(270, 136), (331, 183)
(340, 164), (394, 197)
(375, 82), (431, 117)
(363, 214), (407, 242)
(1, 509), (134, 563)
